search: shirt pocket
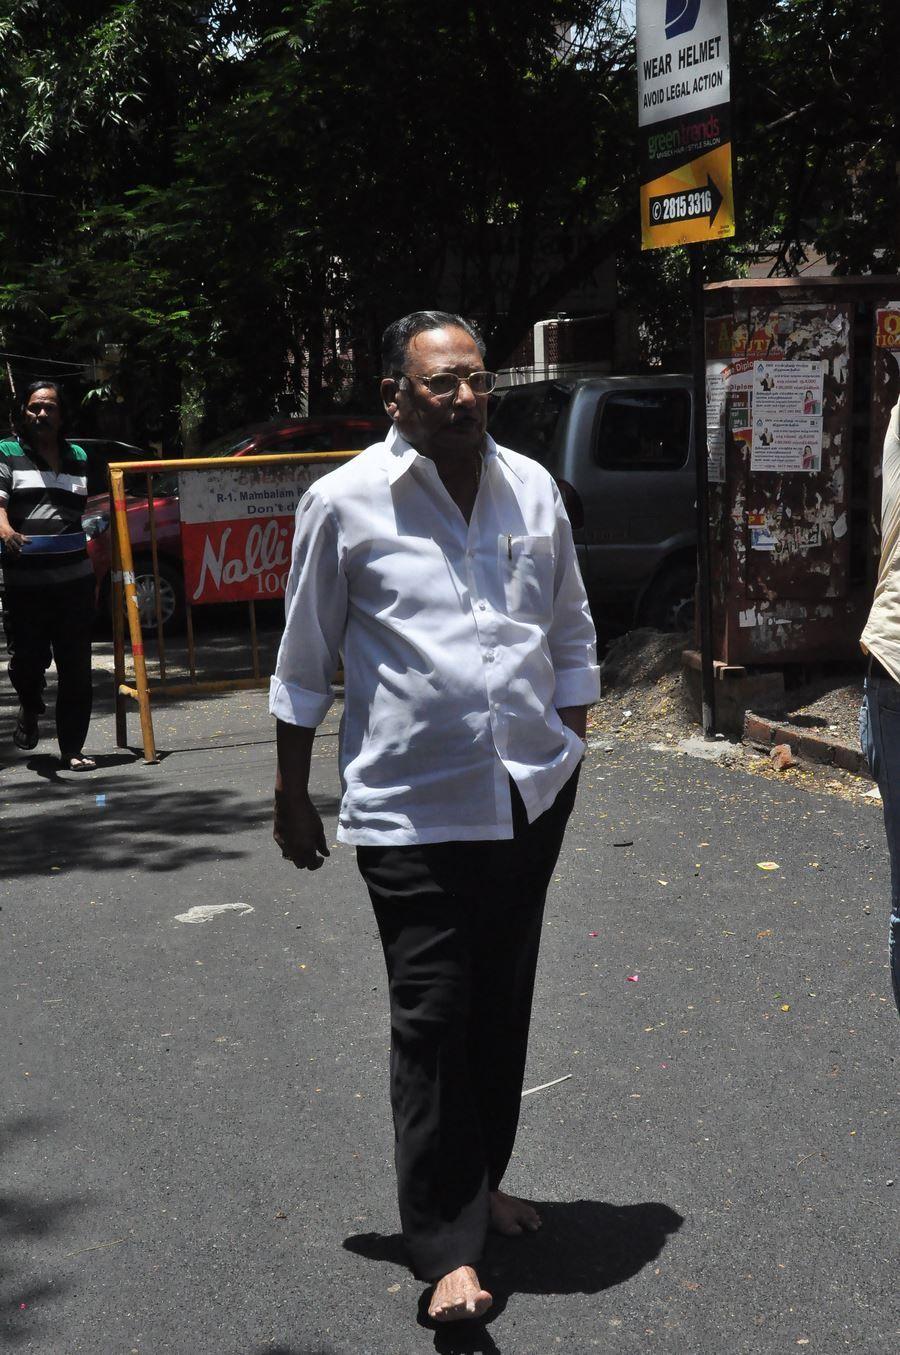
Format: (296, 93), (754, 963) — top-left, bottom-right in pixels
(499, 533), (555, 619)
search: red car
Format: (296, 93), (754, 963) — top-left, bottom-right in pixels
(82, 415), (389, 632)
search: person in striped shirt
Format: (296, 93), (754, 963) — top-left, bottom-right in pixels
(0, 380), (97, 770)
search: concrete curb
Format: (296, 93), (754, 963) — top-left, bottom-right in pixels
(743, 711), (872, 780)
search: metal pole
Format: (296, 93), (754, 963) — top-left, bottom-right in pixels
(248, 600), (260, 680)
(689, 244), (716, 738)
(110, 475), (128, 749)
(111, 468), (159, 763)
(146, 470), (167, 681)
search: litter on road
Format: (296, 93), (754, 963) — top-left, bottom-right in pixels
(521, 1073), (572, 1098)
(173, 902), (255, 924)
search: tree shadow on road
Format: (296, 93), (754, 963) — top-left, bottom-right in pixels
(1, 771), (341, 878)
(345, 1198), (684, 1354)
(247, 1348), (336, 1354)
(0, 1116), (85, 1348)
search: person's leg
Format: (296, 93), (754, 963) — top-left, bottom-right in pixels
(48, 577), (95, 761)
(6, 587), (51, 737)
(358, 843), (491, 1285)
(468, 769), (582, 1201)
(355, 769), (581, 1313)
(861, 678), (900, 1013)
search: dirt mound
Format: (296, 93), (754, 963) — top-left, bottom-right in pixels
(600, 628), (691, 689)
(591, 628), (695, 745)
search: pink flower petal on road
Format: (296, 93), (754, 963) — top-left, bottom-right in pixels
(626, 974), (640, 983)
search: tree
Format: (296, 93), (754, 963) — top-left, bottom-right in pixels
(2, 2), (638, 436)
(0, 1), (235, 438)
(727, 0), (900, 276)
(3, 1), (899, 440)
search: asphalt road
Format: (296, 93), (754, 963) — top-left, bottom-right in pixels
(1, 653), (897, 1355)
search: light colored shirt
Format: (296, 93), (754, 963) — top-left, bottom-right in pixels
(269, 426), (601, 845)
(862, 398), (900, 680)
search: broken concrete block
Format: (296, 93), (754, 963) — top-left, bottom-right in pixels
(770, 743), (795, 771)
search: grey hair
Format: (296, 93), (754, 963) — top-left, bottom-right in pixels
(381, 310), (486, 377)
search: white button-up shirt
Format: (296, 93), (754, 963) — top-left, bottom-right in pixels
(269, 427), (601, 845)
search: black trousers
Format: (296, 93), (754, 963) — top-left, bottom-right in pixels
(4, 575), (95, 758)
(356, 768), (579, 1282)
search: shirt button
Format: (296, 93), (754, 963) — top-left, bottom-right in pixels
(484, 651), (494, 663)
(478, 601), (487, 611)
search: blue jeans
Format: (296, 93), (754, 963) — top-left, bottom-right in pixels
(860, 676), (900, 1014)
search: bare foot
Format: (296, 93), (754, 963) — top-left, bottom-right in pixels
(428, 1266), (493, 1322)
(489, 1189), (541, 1236)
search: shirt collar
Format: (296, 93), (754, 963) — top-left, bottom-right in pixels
(17, 434), (73, 471)
(383, 424), (522, 484)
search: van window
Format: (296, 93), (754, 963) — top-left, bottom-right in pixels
(488, 383), (572, 466)
(594, 390), (690, 470)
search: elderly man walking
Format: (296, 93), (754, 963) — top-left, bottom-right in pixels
(271, 310), (600, 1322)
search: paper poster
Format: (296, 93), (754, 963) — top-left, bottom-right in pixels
(703, 322), (761, 481)
(705, 360), (727, 483)
(747, 512), (822, 556)
(876, 308), (900, 350)
(751, 419), (822, 473)
(752, 360), (823, 416)
(706, 427), (725, 483)
(747, 511), (775, 551)
(750, 360), (825, 472)
(876, 306), (900, 377)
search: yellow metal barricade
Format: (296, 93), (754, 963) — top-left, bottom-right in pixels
(107, 451), (356, 763)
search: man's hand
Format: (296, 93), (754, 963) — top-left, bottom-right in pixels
(274, 719), (330, 869)
(0, 521), (30, 556)
(274, 786), (330, 871)
(557, 705), (588, 741)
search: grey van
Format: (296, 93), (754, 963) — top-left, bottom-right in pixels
(489, 375), (695, 631)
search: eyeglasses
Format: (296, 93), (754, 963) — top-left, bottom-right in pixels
(400, 369), (498, 398)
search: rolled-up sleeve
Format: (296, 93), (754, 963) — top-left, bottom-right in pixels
(269, 490), (347, 727)
(548, 490), (602, 708)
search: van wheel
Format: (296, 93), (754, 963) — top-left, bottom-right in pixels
(641, 563), (696, 632)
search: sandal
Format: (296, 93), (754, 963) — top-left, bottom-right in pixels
(13, 706), (39, 750)
(64, 754), (97, 771)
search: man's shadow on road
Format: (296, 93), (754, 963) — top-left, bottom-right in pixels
(24, 751), (138, 782)
(344, 1198), (684, 1354)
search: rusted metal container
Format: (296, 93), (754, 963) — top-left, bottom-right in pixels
(703, 276), (900, 665)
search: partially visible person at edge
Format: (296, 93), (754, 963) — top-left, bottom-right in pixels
(0, 380), (97, 770)
(270, 310), (600, 1323)
(860, 393), (900, 1014)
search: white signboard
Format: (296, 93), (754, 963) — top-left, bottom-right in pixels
(637, 0), (731, 127)
(179, 464), (316, 525)
(637, 1), (734, 248)
(178, 462), (336, 604)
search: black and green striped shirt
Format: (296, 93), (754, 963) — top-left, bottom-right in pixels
(0, 437), (93, 588)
